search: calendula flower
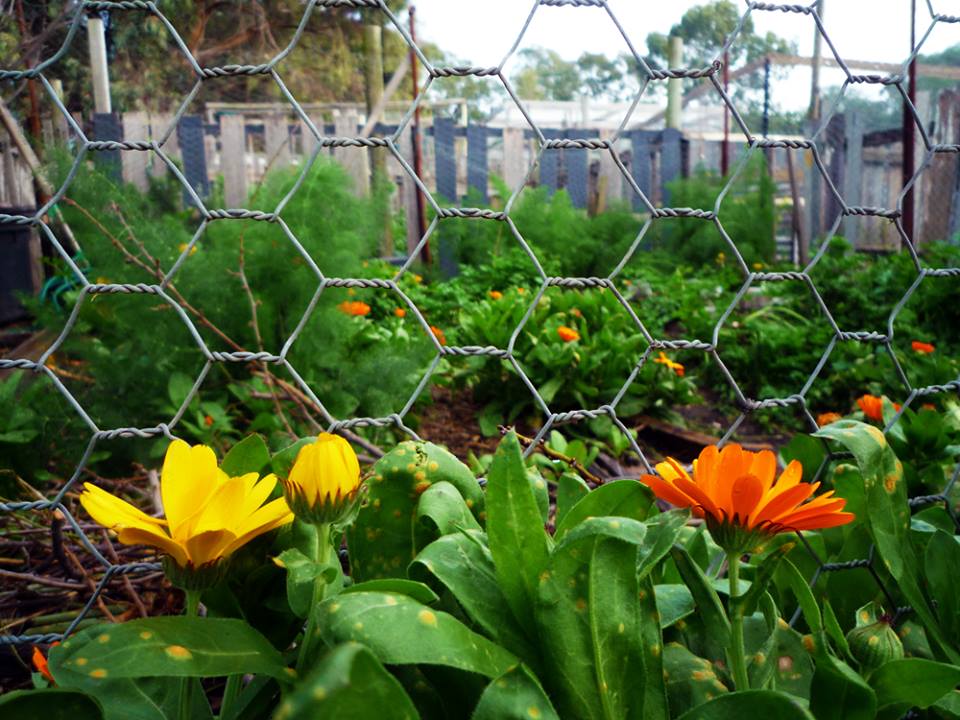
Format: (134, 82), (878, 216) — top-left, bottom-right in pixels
(338, 301), (371, 317)
(911, 340), (935, 354)
(394, 307), (406, 318)
(430, 325), (447, 346)
(32, 643), (58, 684)
(281, 434), (362, 526)
(653, 351), (685, 377)
(570, 308), (583, 318)
(640, 443), (854, 554)
(557, 326), (580, 343)
(817, 412), (842, 427)
(177, 243), (198, 257)
(412, 274), (423, 284)
(516, 287), (526, 294)
(204, 414), (214, 427)
(80, 440), (292, 583)
(489, 290), (503, 300)
(857, 395), (899, 423)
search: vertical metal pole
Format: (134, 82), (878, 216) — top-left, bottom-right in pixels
(87, 12), (112, 114)
(721, 49), (730, 177)
(902, 0), (917, 246)
(408, 6), (430, 264)
(665, 36), (683, 130)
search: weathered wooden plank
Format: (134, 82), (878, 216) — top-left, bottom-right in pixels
(264, 113), (291, 172)
(501, 126), (527, 193)
(121, 111), (150, 191)
(333, 111), (369, 196)
(220, 114), (247, 207)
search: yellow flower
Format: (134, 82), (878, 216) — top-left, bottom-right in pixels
(177, 243), (198, 257)
(80, 440), (292, 574)
(281, 434), (362, 525)
(653, 351), (685, 377)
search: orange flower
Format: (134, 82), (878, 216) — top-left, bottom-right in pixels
(204, 415), (214, 427)
(489, 290), (503, 300)
(922, 403), (937, 412)
(570, 308), (583, 318)
(430, 325), (447, 346)
(911, 340), (935, 354)
(856, 395), (899, 422)
(816, 412), (842, 427)
(394, 307), (406, 318)
(516, 287), (526, 295)
(32, 642), (59, 684)
(640, 444), (854, 553)
(653, 351), (685, 377)
(338, 301), (371, 317)
(557, 326), (580, 343)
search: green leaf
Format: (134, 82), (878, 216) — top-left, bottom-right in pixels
(925, 530), (960, 644)
(275, 548), (321, 618)
(485, 432), (551, 630)
(471, 665), (560, 720)
(556, 472), (590, 526)
(637, 510), (690, 581)
(341, 579), (439, 606)
(676, 690), (814, 719)
(815, 421), (958, 662)
(670, 544), (731, 650)
(0, 689), (104, 720)
(417, 481), (482, 535)
(822, 599), (851, 661)
(663, 643), (728, 716)
(277, 643), (419, 720)
(411, 531), (536, 663)
(870, 658), (960, 712)
(736, 543), (793, 617)
(810, 652), (876, 720)
(780, 558), (822, 635)
(654, 584), (695, 629)
(49, 618), (289, 681)
(554, 480), (655, 540)
(535, 532), (665, 719)
(316, 591), (517, 678)
(221, 434), (270, 477)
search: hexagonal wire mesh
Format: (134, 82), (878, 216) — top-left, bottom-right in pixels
(1, 0), (958, 648)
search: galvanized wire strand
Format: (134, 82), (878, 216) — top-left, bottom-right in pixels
(0, 0), (958, 649)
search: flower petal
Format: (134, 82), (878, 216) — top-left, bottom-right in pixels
(639, 473), (698, 511)
(780, 511), (855, 532)
(116, 525), (188, 567)
(672, 475), (723, 521)
(80, 483), (165, 531)
(730, 473), (765, 521)
(749, 481), (819, 528)
(161, 440), (220, 538)
(749, 450), (777, 493)
(692, 445), (720, 498)
(184, 528), (236, 567)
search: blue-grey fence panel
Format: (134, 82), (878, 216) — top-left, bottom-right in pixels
(93, 113), (122, 181)
(466, 125), (488, 204)
(434, 117), (457, 203)
(177, 115), (210, 201)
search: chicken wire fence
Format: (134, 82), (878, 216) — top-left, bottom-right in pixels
(1, 0), (959, 650)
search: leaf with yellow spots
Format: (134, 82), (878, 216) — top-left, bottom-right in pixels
(315, 591), (517, 678)
(472, 665), (560, 720)
(48, 617), (288, 682)
(816, 420), (960, 664)
(277, 643), (418, 720)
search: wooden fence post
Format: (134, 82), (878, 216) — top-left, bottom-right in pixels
(502, 127), (527, 194)
(842, 111), (863, 246)
(220, 114), (247, 207)
(264, 113), (291, 172)
(333, 110), (369, 196)
(121, 111), (149, 190)
(398, 125), (422, 258)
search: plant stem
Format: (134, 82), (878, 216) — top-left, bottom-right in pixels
(727, 552), (750, 691)
(180, 590), (201, 719)
(296, 523), (332, 673)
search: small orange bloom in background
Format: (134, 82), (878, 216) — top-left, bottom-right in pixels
(489, 290), (503, 300)
(338, 301), (371, 317)
(32, 642), (59, 684)
(570, 308), (583, 318)
(516, 287), (526, 294)
(856, 394), (900, 422)
(204, 415), (214, 427)
(557, 326), (580, 343)
(911, 340), (935, 354)
(394, 307), (406, 318)
(412, 274), (423, 284)
(640, 444), (854, 553)
(817, 412), (842, 427)
(653, 351), (685, 377)
(430, 326), (447, 346)
(922, 403), (937, 412)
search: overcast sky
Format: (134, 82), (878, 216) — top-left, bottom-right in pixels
(408, 0), (957, 110)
